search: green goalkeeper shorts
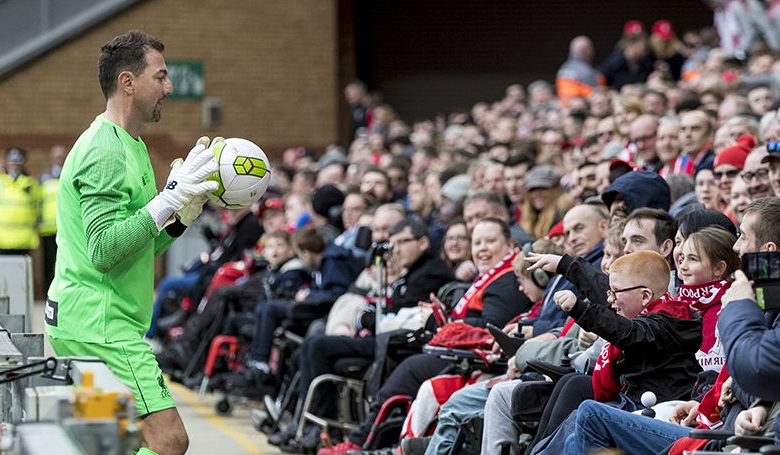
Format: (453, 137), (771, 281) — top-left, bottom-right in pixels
(47, 336), (175, 416)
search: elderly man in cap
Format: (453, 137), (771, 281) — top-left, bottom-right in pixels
(0, 147), (41, 255)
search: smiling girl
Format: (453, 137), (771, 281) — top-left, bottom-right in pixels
(676, 226), (739, 371)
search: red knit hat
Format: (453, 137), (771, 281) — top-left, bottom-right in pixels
(714, 135), (755, 169)
(547, 220), (565, 239)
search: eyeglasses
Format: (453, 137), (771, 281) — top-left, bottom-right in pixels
(392, 237), (419, 246)
(606, 285), (648, 300)
(713, 169), (740, 180)
(740, 168), (770, 183)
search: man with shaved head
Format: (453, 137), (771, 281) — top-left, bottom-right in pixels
(677, 110), (715, 175)
(556, 35), (604, 106)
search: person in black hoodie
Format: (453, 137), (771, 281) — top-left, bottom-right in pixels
(601, 170), (672, 224)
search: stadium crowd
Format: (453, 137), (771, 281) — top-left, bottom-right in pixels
(4, 11), (780, 455)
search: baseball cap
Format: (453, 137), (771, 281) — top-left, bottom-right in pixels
(257, 197), (284, 218)
(761, 140), (780, 163)
(608, 158), (638, 172)
(651, 20), (675, 41)
(440, 174), (472, 203)
(623, 20), (646, 37)
(524, 165), (561, 191)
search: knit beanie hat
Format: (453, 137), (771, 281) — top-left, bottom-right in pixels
(714, 135), (754, 169)
(311, 184), (345, 219)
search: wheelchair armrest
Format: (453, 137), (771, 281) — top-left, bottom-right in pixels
(524, 359), (574, 382)
(687, 429), (735, 440)
(422, 345), (507, 374)
(727, 435), (776, 451)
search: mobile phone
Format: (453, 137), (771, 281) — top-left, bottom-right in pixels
(741, 251), (780, 310)
(432, 302), (448, 327)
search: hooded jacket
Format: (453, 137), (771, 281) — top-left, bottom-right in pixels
(601, 171), (671, 213)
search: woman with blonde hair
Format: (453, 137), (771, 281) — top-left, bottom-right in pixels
(520, 165), (574, 240)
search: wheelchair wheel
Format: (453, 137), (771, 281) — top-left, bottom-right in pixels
(250, 408), (272, 432)
(214, 397), (233, 416)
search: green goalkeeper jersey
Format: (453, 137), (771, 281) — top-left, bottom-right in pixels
(46, 115), (175, 342)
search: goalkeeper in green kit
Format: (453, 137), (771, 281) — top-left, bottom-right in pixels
(45, 30), (219, 455)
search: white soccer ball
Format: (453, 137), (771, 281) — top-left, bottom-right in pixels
(208, 137), (271, 209)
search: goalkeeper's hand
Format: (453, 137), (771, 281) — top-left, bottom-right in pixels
(175, 137), (225, 226)
(146, 136), (219, 231)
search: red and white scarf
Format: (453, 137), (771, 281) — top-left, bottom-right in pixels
(676, 279), (730, 372)
(450, 249), (518, 319)
(592, 291), (685, 402)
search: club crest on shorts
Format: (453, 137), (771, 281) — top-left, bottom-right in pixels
(158, 374), (170, 399)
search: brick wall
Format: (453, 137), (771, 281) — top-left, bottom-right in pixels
(0, 0), (340, 298)
(0, 0), (339, 179)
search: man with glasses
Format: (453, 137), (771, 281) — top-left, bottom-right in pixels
(760, 141), (780, 197)
(742, 145), (773, 200)
(628, 114), (660, 172)
(276, 219), (454, 452)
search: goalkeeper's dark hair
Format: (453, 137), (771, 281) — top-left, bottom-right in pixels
(99, 30), (165, 99)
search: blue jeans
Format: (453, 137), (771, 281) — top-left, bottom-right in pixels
(564, 400), (692, 455)
(424, 381), (490, 455)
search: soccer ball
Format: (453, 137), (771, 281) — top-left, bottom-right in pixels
(208, 137), (271, 209)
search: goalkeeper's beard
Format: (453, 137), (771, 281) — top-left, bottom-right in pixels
(152, 101), (163, 122)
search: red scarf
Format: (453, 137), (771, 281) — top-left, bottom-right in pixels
(667, 368), (732, 455)
(591, 292), (687, 402)
(451, 249), (518, 319)
(676, 280), (730, 371)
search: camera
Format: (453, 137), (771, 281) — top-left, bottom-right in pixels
(741, 251), (780, 311)
(372, 241), (394, 253)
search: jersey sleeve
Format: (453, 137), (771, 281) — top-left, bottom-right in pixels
(74, 143), (160, 273)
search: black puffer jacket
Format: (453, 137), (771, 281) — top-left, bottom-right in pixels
(568, 296), (703, 404)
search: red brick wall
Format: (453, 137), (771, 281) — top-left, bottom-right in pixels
(0, 0), (339, 179)
(0, 0), (340, 298)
